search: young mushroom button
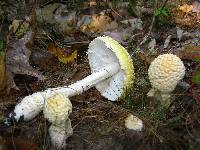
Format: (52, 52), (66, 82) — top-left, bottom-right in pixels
(10, 36), (134, 121)
(147, 54), (185, 106)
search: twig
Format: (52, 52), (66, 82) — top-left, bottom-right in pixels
(161, 0), (169, 9)
(137, 0), (158, 47)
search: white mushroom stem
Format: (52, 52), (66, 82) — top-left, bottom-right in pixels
(46, 62), (120, 97)
(12, 62), (120, 121)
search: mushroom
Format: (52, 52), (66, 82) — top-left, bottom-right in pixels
(49, 120), (73, 149)
(147, 54), (185, 106)
(9, 36), (134, 121)
(43, 93), (72, 125)
(43, 93), (73, 148)
(125, 114), (143, 131)
(124, 114), (144, 147)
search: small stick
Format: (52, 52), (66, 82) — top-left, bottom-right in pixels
(137, 0), (158, 47)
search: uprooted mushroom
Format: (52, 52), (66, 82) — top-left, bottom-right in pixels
(44, 93), (73, 148)
(9, 36), (135, 121)
(7, 36), (138, 148)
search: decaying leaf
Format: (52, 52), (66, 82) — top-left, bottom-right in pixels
(47, 43), (77, 64)
(170, 3), (200, 28)
(104, 31), (125, 44)
(192, 1), (200, 13)
(178, 4), (193, 13)
(148, 38), (156, 52)
(0, 34), (6, 91)
(163, 35), (172, 49)
(176, 46), (200, 61)
(9, 19), (29, 38)
(36, 3), (62, 24)
(0, 137), (37, 150)
(6, 31), (44, 92)
(176, 27), (184, 41)
(79, 13), (118, 34)
(120, 18), (143, 31)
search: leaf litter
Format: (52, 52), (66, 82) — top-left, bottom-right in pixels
(0, 0), (200, 149)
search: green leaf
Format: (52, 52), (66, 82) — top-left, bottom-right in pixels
(194, 57), (200, 62)
(155, 9), (161, 16)
(192, 68), (200, 84)
(161, 9), (169, 16)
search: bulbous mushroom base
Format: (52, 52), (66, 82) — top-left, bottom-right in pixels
(49, 119), (73, 149)
(147, 88), (171, 107)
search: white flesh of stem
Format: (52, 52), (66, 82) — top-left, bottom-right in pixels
(43, 62), (120, 98)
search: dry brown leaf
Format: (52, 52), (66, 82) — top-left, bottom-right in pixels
(79, 13), (118, 34)
(0, 137), (37, 150)
(176, 46), (200, 60)
(89, 0), (97, 7)
(6, 32), (44, 92)
(170, 4), (200, 28)
(178, 4), (193, 13)
(9, 19), (29, 38)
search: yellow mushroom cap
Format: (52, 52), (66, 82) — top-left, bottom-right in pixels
(88, 36), (134, 101)
(148, 54), (185, 93)
(43, 93), (72, 124)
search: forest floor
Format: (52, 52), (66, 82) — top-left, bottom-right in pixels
(0, 0), (200, 149)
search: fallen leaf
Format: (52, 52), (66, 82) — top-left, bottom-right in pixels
(178, 4), (193, 13)
(170, 4), (200, 28)
(163, 35), (172, 49)
(36, 3), (62, 24)
(176, 27), (184, 41)
(89, 0), (97, 7)
(79, 13), (118, 34)
(148, 38), (156, 52)
(120, 18), (143, 31)
(9, 19), (29, 38)
(104, 31), (125, 44)
(57, 48), (77, 64)
(47, 43), (77, 64)
(0, 137), (37, 150)
(192, 1), (200, 13)
(6, 31), (44, 92)
(55, 10), (78, 35)
(47, 43), (57, 55)
(176, 46), (200, 61)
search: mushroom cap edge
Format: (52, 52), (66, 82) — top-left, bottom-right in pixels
(88, 36), (134, 101)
